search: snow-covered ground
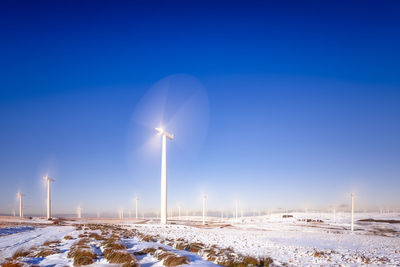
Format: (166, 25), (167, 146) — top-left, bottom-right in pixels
(132, 212), (400, 266)
(0, 212), (399, 266)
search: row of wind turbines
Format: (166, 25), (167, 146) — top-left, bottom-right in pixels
(16, 176), (55, 219)
(13, 126), (358, 233)
(155, 127), (359, 231)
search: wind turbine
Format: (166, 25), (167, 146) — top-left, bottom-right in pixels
(235, 200), (239, 221)
(351, 193), (355, 232)
(44, 176), (55, 219)
(178, 204), (181, 220)
(135, 197), (139, 219)
(202, 194), (207, 225)
(17, 192), (25, 217)
(155, 127), (174, 224)
(77, 205), (82, 219)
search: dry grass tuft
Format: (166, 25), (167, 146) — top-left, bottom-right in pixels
(67, 239), (91, 258)
(1, 261), (24, 267)
(34, 248), (61, 257)
(259, 257), (273, 266)
(137, 247), (157, 254)
(141, 234), (155, 242)
(243, 256), (259, 265)
(42, 240), (60, 246)
(216, 259), (235, 266)
(72, 249), (97, 266)
(88, 232), (104, 241)
(102, 240), (126, 250)
(121, 262), (139, 267)
(313, 251), (326, 258)
(64, 235), (74, 240)
(174, 242), (189, 250)
(103, 249), (137, 265)
(187, 242), (204, 253)
(12, 248), (30, 259)
(163, 255), (189, 266)
(101, 237), (138, 266)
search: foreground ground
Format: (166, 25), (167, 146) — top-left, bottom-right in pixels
(0, 212), (399, 266)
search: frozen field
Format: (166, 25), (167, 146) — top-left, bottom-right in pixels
(0, 212), (399, 266)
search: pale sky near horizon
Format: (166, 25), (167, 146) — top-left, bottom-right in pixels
(1, 1), (399, 216)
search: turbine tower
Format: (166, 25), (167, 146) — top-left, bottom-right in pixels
(135, 197), (139, 219)
(235, 200), (238, 221)
(202, 194), (207, 225)
(17, 192), (25, 217)
(77, 205), (82, 219)
(155, 127), (174, 224)
(351, 193), (355, 232)
(44, 176), (55, 219)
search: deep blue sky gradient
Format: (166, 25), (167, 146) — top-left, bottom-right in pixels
(1, 0), (399, 215)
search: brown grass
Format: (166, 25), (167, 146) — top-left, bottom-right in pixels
(313, 251), (326, 258)
(216, 259), (235, 266)
(140, 234), (155, 242)
(361, 255), (371, 264)
(64, 235), (74, 240)
(163, 255), (189, 266)
(138, 247), (157, 254)
(103, 249), (136, 264)
(174, 242), (189, 250)
(102, 240), (126, 250)
(12, 248), (30, 259)
(67, 239), (91, 258)
(34, 248), (61, 257)
(187, 242), (204, 253)
(42, 240), (60, 246)
(259, 257), (273, 266)
(88, 232), (104, 241)
(1, 261), (23, 267)
(121, 262), (139, 267)
(156, 250), (173, 260)
(72, 249), (97, 266)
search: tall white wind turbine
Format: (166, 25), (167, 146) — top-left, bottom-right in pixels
(351, 193), (355, 232)
(155, 127), (174, 224)
(135, 197), (139, 219)
(44, 176), (55, 219)
(235, 200), (239, 221)
(17, 192), (25, 217)
(202, 194), (207, 225)
(77, 205), (82, 219)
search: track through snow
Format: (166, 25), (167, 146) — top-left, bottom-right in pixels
(0, 225), (75, 260)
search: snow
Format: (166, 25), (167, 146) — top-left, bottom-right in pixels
(0, 225), (75, 259)
(131, 212), (400, 265)
(0, 212), (399, 266)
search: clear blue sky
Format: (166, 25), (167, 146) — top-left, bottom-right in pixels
(1, 0), (399, 216)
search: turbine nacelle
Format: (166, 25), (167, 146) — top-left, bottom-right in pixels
(43, 176), (56, 182)
(155, 127), (174, 140)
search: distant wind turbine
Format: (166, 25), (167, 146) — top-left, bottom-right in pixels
(202, 194), (207, 225)
(235, 200), (239, 221)
(155, 127), (174, 224)
(17, 192), (25, 217)
(44, 176), (55, 219)
(77, 205), (82, 219)
(135, 197), (139, 219)
(351, 193), (355, 232)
